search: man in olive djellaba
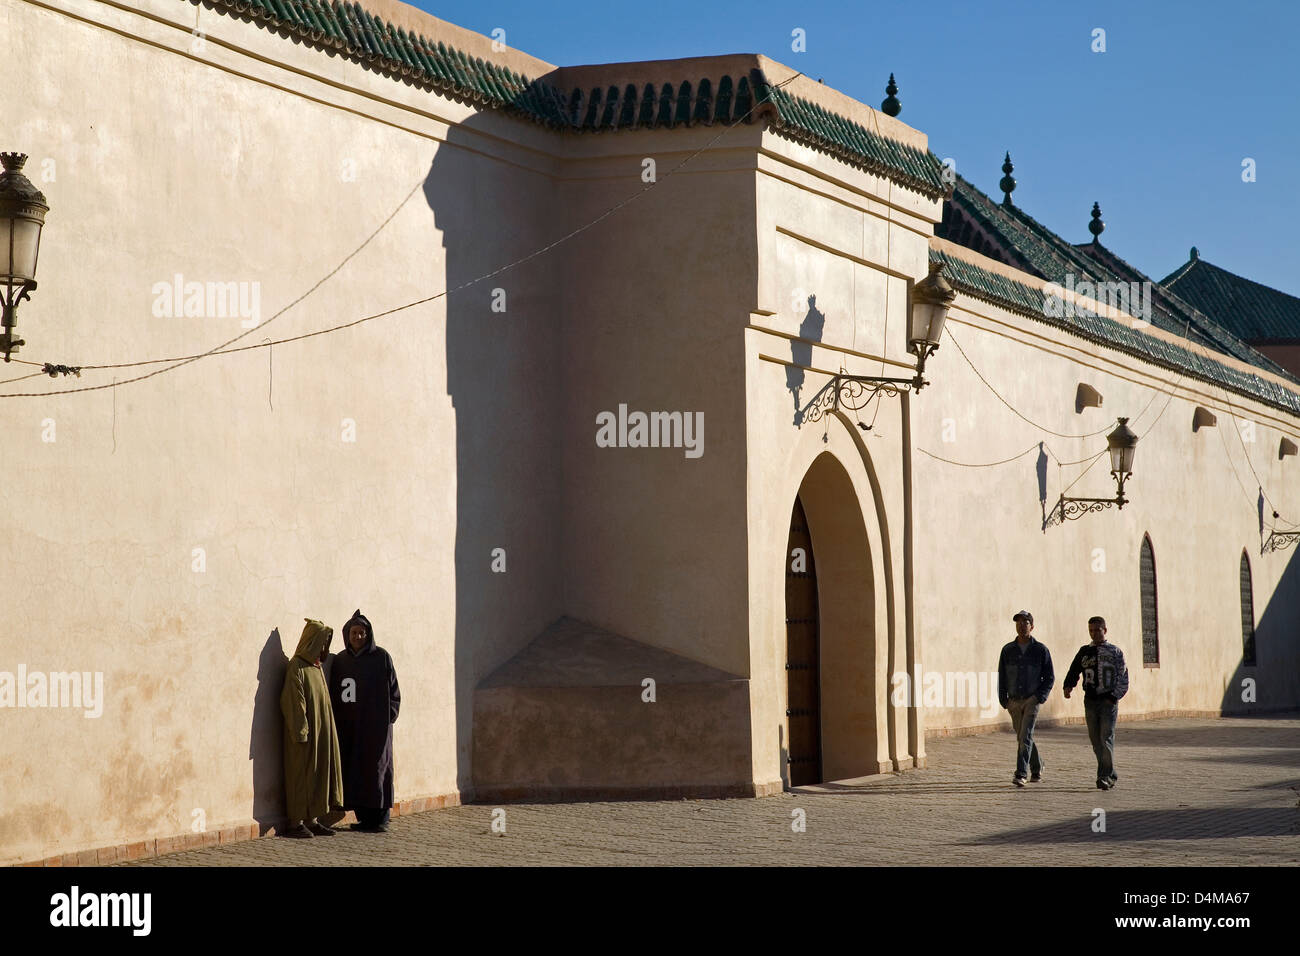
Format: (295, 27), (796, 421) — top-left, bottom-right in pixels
(280, 619), (344, 838)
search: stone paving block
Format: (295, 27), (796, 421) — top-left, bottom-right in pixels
(118, 717), (1300, 867)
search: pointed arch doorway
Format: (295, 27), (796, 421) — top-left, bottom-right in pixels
(783, 450), (880, 785)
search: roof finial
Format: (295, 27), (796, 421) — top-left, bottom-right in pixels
(1089, 201), (1105, 243)
(1190, 246), (1199, 260)
(881, 74), (900, 117)
(999, 152), (1016, 206)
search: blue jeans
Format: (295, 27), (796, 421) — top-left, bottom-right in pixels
(1007, 697), (1042, 779)
(1085, 698), (1118, 782)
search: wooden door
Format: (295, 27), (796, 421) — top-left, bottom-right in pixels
(785, 495), (822, 785)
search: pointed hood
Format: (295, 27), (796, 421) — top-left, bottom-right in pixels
(293, 619), (334, 664)
(341, 609), (375, 654)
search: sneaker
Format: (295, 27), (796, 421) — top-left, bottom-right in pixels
(307, 822), (336, 836)
(1013, 776), (1027, 788)
(1096, 779), (1112, 790)
(1030, 773), (1042, 783)
(1107, 776), (1118, 790)
(351, 822), (389, 833)
(282, 824), (314, 839)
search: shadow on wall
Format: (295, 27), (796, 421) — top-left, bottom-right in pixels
(250, 629), (288, 834)
(788, 294), (826, 424)
(424, 111), (562, 796)
(1220, 542), (1300, 715)
(778, 724), (789, 791)
(1036, 442), (1049, 529)
(425, 142), (480, 799)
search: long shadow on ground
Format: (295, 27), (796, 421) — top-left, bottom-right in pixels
(965, 807), (1300, 844)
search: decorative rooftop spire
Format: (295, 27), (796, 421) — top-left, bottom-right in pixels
(1089, 201), (1105, 243)
(999, 152), (1016, 206)
(881, 74), (900, 117)
(1190, 246), (1199, 260)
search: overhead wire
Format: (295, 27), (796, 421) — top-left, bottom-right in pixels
(917, 313), (1195, 479)
(1181, 333), (1298, 530)
(944, 325), (1149, 439)
(1, 72), (806, 399)
(0, 369), (48, 385)
(917, 442), (1039, 468)
(2, 175), (427, 391)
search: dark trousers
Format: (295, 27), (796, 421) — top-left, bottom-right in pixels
(356, 807), (391, 827)
(1084, 697), (1118, 782)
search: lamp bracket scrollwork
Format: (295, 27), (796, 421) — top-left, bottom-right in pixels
(1262, 531), (1300, 554)
(798, 373), (922, 428)
(1044, 493), (1125, 530)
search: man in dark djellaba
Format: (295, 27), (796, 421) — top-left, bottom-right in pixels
(329, 609), (402, 832)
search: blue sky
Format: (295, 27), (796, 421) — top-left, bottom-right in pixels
(411, 0), (1300, 295)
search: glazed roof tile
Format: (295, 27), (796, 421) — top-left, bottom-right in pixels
(934, 171), (1294, 379)
(1161, 255), (1300, 343)
(202, 0), (945, 199)
(932, 246), (1300, 419)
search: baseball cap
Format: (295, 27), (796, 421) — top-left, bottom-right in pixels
(1012, 610), (1033, 623)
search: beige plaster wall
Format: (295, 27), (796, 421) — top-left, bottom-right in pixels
(746, 125), (943, 787)
(473, 681), (754, 797)
(0, 0), (564, 864)
(741, 112), (1299, 777)
(556, 125), (761, 678)
(911, 273), (1300, 735)
(5, 0), (1294, 863)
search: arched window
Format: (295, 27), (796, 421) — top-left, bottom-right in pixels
(1240, 551), (1256, 666)
(1140, 534), (1159, 666)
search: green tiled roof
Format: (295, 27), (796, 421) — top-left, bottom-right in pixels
(934, 170), (1294, 379)
(932, 247), (1300, 418)
(761, 85), (946, 199)
(1161, 255), (1300, 343)
(201, 0), (943, 198)
(1073, 240), (1289, 374)
(207, 0), (572, 123)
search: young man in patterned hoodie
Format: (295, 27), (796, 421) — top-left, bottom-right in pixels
(1063, 615), (1130, 790)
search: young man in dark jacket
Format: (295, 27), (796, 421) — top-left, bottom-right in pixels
(997, 610), (1054, 788)
(1063, 615), (1129, 790)
(328, 609), (401, 832)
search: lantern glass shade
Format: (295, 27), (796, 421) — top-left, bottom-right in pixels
(1109, 442), (1134, 475)
(1106, 418), (1139, 474)
(910, 301), (947, 348)
(909, 261), (955, 351)
(2, 214), (43, 286)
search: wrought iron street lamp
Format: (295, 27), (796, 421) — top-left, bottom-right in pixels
(802, 261), (955, 425)
(1046, 417), (1139, 526)
(906, 259), (955, 385)
(0, 152), (50, 362)
(1262, 512), (1300, 553)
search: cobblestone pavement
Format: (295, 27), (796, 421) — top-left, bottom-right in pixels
(123, 716), (1300, 866)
